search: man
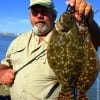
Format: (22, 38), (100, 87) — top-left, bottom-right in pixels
(0, 0), (100, 99)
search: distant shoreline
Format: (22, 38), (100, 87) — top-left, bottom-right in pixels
(0, 33), (19, 36)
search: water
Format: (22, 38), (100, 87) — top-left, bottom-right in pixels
(0, 34), (100, 100)
(0, 35), (16, 61)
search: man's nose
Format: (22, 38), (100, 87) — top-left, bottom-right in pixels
(37, 12), (44, 18)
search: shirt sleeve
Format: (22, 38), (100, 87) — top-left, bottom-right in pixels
(1, 31), (31, 68)
(1, 34), (26, 67)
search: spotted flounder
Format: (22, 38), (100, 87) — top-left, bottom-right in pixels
(47, 10), (99, 100)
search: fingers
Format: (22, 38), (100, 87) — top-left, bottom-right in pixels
(0, 69), (16, 85)
(84, 3), (92, 16)
(66, 0), (92, 16)
(76, 0), (92, 16)
(75, 0), (81, 11)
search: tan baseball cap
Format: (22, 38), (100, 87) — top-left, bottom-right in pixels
(29, 0), (55, 8)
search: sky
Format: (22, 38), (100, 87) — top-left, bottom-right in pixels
(0, 0), (100, 34)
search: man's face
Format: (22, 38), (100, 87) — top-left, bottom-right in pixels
(30, 5), (54, 36)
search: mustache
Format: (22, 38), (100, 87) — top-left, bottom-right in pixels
(35, 20), (45, 24)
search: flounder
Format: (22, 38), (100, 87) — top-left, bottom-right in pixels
(47, 8), (99, 100)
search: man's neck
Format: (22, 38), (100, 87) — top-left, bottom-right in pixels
(39, 35), (46, 43)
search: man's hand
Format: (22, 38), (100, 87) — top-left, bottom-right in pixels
(66, 0), (94, 23)
(0, 68), (16, 86)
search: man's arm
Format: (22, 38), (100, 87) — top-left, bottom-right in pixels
(88, 20), (100, 50)
(66, 0), (100, 50)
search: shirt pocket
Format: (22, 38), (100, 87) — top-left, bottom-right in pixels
(10, 47), (26, 69)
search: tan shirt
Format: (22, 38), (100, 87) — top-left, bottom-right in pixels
(1, 30), (61, 100)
